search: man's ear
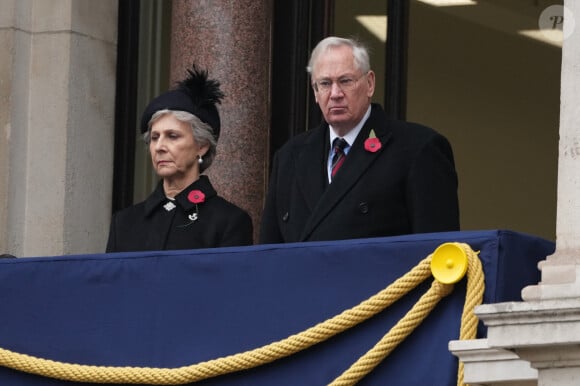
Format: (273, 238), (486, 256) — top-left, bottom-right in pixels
(366, 70), (376, 98)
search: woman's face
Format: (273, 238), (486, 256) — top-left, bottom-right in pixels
(149, 113), (207, 184)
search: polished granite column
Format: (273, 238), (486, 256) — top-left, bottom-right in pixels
(170, 0), (272, 242)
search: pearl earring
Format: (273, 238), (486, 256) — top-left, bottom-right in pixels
(198, 155), (203, 164)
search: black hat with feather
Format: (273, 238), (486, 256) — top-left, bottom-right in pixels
(140, 64), (225, 140)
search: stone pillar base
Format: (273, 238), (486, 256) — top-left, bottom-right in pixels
(450, 299), (580, 386)
(449, 339), (537, 386)
(522, 264), (580, 301)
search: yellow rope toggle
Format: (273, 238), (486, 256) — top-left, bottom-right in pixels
(330, 242), (483, 386)
(0, 242), (484, 385)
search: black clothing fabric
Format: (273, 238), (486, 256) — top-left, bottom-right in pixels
(107, 176), (253, 252)
(260, 104), (459, 244)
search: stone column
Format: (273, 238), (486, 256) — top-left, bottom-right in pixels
(0, 0), (15, 254)
(0, 0), (117, 256)
(451, 3), (580, 385)
(170, 0), (272, 242)
(521, 1), (580, 301)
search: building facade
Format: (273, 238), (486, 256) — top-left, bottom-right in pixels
(1, 0), (578, 383)
(0, 0), (563, 257)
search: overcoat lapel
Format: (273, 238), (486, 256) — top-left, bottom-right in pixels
(294, 127), (328, 213)
(299, 104), (393, 241)
(143, 183), (174, 250)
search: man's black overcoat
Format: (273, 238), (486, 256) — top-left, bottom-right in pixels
(260, 104), (459, 244)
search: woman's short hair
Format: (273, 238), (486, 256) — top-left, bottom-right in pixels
(143, 109), (217, 173)
(306, 36), (371, 76)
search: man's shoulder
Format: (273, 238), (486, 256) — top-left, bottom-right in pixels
(385, 119), (449, 146)
(389, 119), (440, 136)
(381, 120), (454, 161)
(367, 104), (444, 141)
(276, 126), (324, 154)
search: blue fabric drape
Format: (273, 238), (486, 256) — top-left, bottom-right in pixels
(0, 230), (554, 385)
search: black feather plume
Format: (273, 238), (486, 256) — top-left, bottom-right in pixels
(176, 64), (225, 107)
(139, 64), (225, 135)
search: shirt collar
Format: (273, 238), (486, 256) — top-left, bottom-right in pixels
(328, 105), (372, 149)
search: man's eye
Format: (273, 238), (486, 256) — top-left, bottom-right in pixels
(319, 80), (331, 87)
(340, 78), (354, 86)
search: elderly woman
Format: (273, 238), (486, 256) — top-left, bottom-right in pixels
(106, 65), (253, 252)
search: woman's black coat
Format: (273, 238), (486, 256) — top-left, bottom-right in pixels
(107, 176), (253, 252)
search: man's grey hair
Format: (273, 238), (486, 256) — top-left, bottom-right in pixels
(306, 36), (371, 76)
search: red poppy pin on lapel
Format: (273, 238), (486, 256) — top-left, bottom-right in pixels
(180, 190), (205, 224)
(364, 129), (381, 153)
(187, 190), (205, 204)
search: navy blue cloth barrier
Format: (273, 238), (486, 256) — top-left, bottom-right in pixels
(0, 230), (554, 386)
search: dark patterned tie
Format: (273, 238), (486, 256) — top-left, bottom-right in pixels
(331, 137), (348, 179)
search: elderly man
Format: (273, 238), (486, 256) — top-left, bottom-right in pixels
(260, 36), (459, 244)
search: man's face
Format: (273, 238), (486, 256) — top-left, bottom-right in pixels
(311, 45), (375, 136)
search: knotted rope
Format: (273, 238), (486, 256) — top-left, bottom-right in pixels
(0, 242), (483, 385)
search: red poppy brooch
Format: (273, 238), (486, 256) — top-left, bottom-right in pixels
(185, 190), (205, 223)
(364, 129), (381, 153)
(188, 190), (205, 204)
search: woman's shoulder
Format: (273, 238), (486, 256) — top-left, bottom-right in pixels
(195, 176), (249, 216)
(209, 195), (251, 218)
(110, 201), (148, 222)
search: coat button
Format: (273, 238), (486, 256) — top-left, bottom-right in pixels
(359, 202), (369, 214)
(282, 212), (289, 222)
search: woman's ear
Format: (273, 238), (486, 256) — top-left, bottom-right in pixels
(198, 144), (210, 157)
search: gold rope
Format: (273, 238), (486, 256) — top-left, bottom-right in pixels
(330, 242), (484, 386)
(0, 243), (484, 385)
(329, 280), (454, 385)
(456, 243), (484, 386)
